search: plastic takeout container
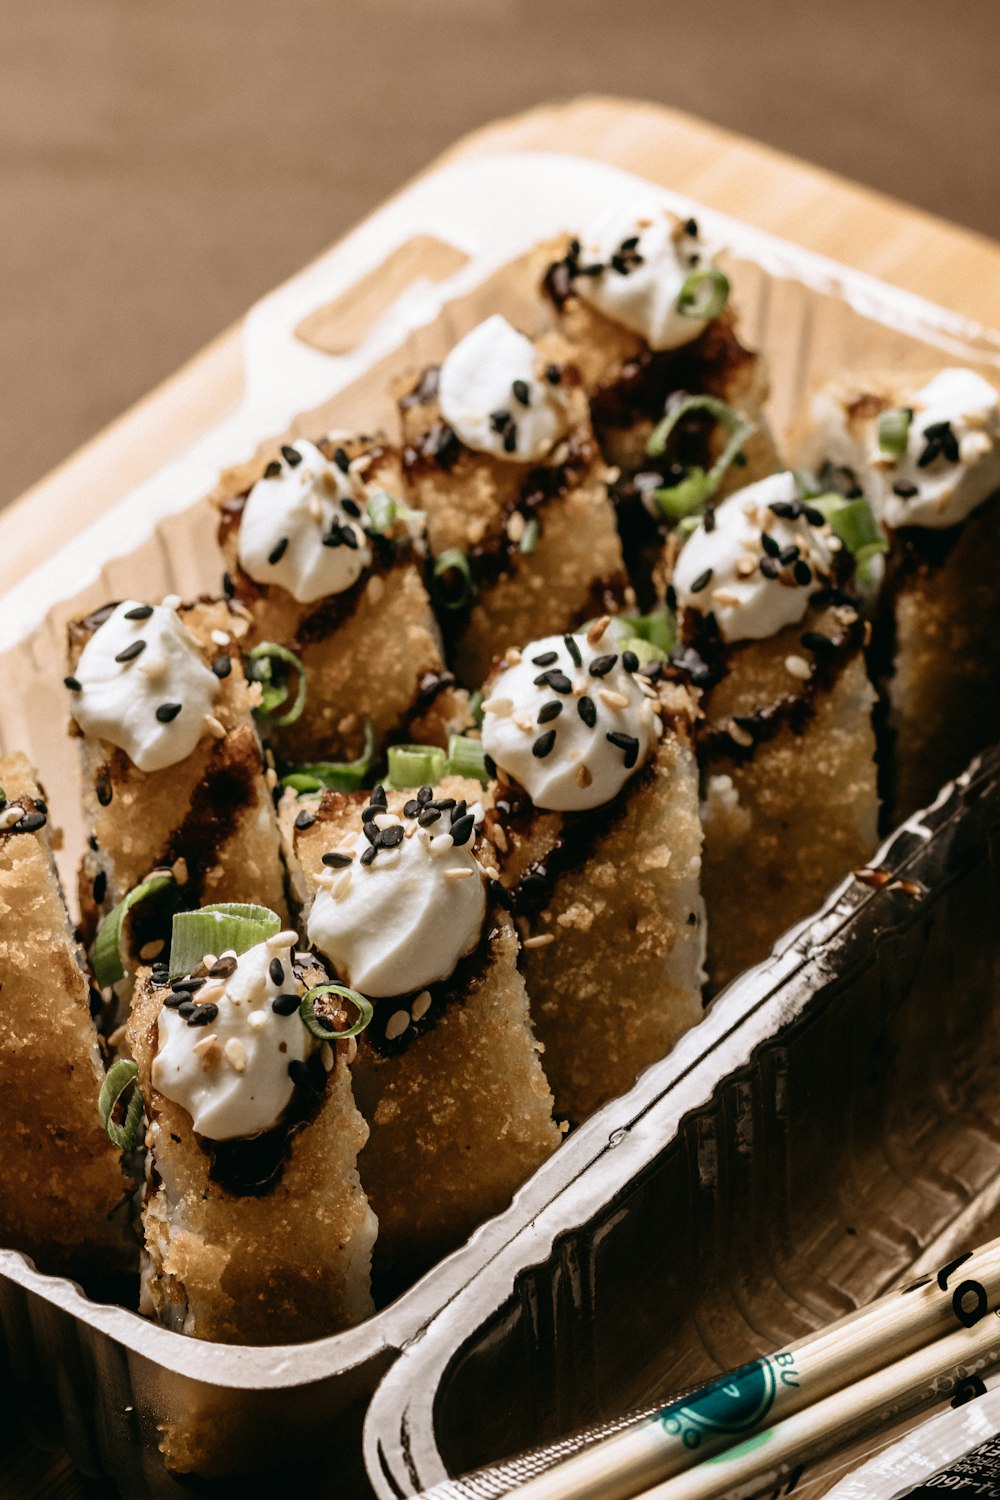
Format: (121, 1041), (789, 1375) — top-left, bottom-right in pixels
(3, 151), (1000, 1497)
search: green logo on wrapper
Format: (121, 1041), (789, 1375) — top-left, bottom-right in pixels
(658, 1356), (795, 1452)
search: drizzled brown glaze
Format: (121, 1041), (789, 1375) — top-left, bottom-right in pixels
(486, 763), (658, 920)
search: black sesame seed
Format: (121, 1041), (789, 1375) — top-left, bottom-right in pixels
(620, 234), (640, 250)
(124, 605), (154, 620)
(704, 506), (717, 533)
(381, 824), (404, 848)
(172, 977), (206, 993)
(362, 820), (379, 845)
(503, 423), (518, 454)
(186, 1003), (219, 1028)
(333, 446), (350, 473)
(917, 438), (943, 469)
(321, 851), (353, 867)
(488, 878), (512, 910)
(212, 654), (232, 679)
(534, 669), (573, 694)
(155, 703), (182, 723)
(800, 505), (824, 526)
(589, 653), (618, 677)
(269, 958), (285, 986)
(690, 569), (713, 594)
(288, 1058), (315, 1090)
(361, 804), (378, 823)
(33, 800), (46, 814)
(418, 807), (441, 826)
(322, 527), (343, 548)
(209, 955), (238, 978)
(435, 797), (456, 811)
(892, 481), (919, 498)
(759, 557), (780, 580)
(294, 809), (315, 831)
(272, 992), (300, 1016)
(489, 409), (511, 434)
(531, 651), (558, 666)
(417, 784), (433, 804)
(537, 700), (562, 724)
(578, 696), (597, 729)
(371, 785), (387, 808)
(778, 544), (800, 566)
(268, 537), (289, 566)
(684, 217), (699, 237)
(793, 560), (813, 587)
(163, 993), (185, 1008)
(176, 1000), (196, 1017)
(801, 630), (837, 656)
(563, 635), (583, 668)
(768, 500), (800, 520)
(93, 870), (107, 905)
(12, 811), (46, 833)
(342, 497), (362, 518)
(545, 364), (562, 384)
(64, 675), (82, 692)
(403, 799), (421, 818)
(222, 571), (235, 598)
(451, 799), (468, 822)
(96, 770), (113, 806)
(281, 444), (302, 466)
(360, 845), (378, 866)
(533, 730), (557, 759)
(450, 813), (475, 846)
(760, 532), (781, 558)
(264, 459), (282, 478)
(341, 529), (359, 550)
(606, 731), (640, 769)
(484, 753), (497, 778)
(114, 639), (146, 663)
(622, 650), (639, 674)
(512, 379), (531, 407)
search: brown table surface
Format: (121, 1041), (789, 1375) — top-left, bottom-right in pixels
(5, 93), (1000, 1497)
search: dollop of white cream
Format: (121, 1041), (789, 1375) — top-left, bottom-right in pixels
(152, 938), (314, 1141)
(238, 439), (373, 603)
(673, 473), (837, 644)
(71, 601), (220, 773)
(307, 802), (487, 997)
(815, 369), (1000, 531)
(572, 201), (718, 351)
(481, 627), (657, 812)
(437, 315), (571, 463)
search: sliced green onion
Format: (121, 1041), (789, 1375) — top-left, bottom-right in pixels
(676, 267), (730, 321)
(676, 514), (702, 541)
(808, 492), (888, 585)
(366, 489), (422, 534)
(99, 1060), (145, 1151)
(168, 902), (281, 979)
(446, 733), (488, 785)
(467, 690), (484, 731)
(627, 610), (677, 655)
(432, 549), (476, 611)
(519, 518), (539, 555)
(91, 872), (175, 988)
(617, 636), (666, 665)
(647, 395), (756, 522)
(281, 719), (376, 794)
(299, 984), (373, 1041)
(386, 743), (447, 790)
(246, 642), (308, 727)
(878, 408), (911, 457)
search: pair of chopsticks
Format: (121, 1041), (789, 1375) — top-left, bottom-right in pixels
(510, 1236), (1000, 1500)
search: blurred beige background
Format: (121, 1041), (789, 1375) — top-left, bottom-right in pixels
(4, 0), (999, 511)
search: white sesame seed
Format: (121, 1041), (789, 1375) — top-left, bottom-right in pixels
(712, 590), (741, 607)
(171, 858), (189, 886)
(210, 629), (231, 647)
(192, 1034), (221, 1063)
(444, 867), (474, 880)
(599, 689), (629, 711)
(385, 1010), (410, 1041)
(513, 711), (533, 733)
(162, 594), (182, 611)
(491, 824), (509, 853)
(266, 929), (298, 949)
(523, 933), (556, 950)
(330, 871), (353, 900)
(727, 720), (754, 749)
(411, 990), (432, 1021)
(366, 574), (385, 605)
(587, 615), (611, 645)
(204, 714), (227, 740)
(576, 764), (593, 788)
(224, 1038), (247, 1074)
(247, 1009), (268, 1030)
(784, 654), (813, 682)
(482, 696), (514, 717)
(0, 805), (23, 830)
(321, 1042), (335, 1072)
(429, 835), (455, 858)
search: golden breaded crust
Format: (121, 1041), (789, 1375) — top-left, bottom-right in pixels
(888, 496), (1000, 818)
(700, 627), (878, 991)
(0, 753), (130, 1274)
(127, 969), (376, 1345)
(283, 779), (558, 1297)
(70, 599), (287, 937)
(491, 684), (705, 1123)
